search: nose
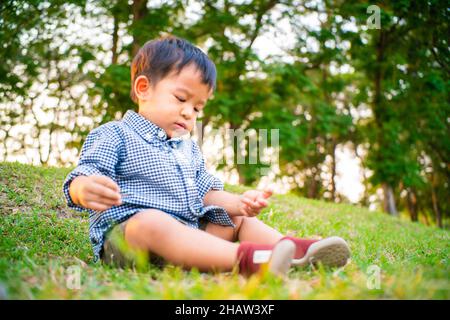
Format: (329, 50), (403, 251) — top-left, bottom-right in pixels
(180, 105), (194, 119)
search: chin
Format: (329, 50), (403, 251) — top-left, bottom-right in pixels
(169, 130), (182, 138)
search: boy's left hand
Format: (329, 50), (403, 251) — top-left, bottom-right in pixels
(239, 188), (273, 217)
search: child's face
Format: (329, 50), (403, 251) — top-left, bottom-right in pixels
(137, 64), (212, 139)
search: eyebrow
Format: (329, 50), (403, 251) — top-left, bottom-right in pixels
(175, 87), (207, 105)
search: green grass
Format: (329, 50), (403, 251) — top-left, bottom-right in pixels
(0, 161), (449, 299)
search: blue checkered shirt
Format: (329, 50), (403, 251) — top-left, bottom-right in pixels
(63, 110), (234, 261)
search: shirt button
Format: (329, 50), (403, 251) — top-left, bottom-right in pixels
(158, 130), (165, 138)
(187, 178), (194, 186)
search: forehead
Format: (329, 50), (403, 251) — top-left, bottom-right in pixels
(165, 64), (212, 97)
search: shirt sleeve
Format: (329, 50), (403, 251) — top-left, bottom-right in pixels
(192, 140), (224, 200)
(62, 123), (124, 211)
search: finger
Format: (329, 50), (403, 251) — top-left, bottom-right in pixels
(91, 175), (120, 192)
(246, 209), (258, 217)
(262, 188), (273, 199)
(245, 200), (264, 211)
(85, 193), (121, 206)
(240, 204), (252, 216)
(85, 201), (112, 212)
(243, 198), (263, 210)
(88, 182), (122, 202)
(242, 207), (254, 217)
(243, 204), (258, 217)
(242, 197), (257, 207)
(256, 198), (268, 207)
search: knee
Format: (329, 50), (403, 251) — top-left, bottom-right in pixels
(125, 209), (167, 241)
(231, 215), (253, 240)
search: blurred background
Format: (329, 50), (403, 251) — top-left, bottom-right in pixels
(0, 0), (448, 227)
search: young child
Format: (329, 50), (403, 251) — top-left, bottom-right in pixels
(63, 35), (350, 277)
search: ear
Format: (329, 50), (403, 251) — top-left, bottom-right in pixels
(208, 89), (214, 100)
(134, 75), (152, 101)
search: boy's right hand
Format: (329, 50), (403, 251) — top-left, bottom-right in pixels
(69, 175), (122, 212)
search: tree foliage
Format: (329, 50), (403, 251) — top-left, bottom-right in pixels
(0, 0), (448, 227)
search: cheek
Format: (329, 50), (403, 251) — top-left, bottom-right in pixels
(156, 91), (175, 107)
(160, 99), (180, 115)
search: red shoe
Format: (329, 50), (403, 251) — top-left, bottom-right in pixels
(281, 236), (350, 268)
(237, 239), (296, 277)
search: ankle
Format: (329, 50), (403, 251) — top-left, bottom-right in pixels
(280, 236), (318, 259)
(236, 242), (273, 276)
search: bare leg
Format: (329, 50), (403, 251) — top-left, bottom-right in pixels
(204, 216), (284, 244)
(237, 216), (284, 243)
(124, 209), (238, 272)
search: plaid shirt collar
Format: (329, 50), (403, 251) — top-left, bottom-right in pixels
(122, 110), (184, 146)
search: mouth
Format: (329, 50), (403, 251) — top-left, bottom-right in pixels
(174, 122), (187, 130)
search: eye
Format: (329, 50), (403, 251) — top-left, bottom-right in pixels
(174, 95), (186, 103)
(194, 107), (200, 113)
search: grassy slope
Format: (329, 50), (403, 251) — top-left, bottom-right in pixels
(0, 161), (448, 299)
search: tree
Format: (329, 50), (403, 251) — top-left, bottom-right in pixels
(339, 0), (449, 224)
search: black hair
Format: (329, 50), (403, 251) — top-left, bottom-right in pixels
(130, 35), (216, 103)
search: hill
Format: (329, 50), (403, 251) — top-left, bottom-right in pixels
(0, 162), (448, 299)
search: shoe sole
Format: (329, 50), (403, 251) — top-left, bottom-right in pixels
(267, 239), (296, 276)
(291, 236), (350, 268)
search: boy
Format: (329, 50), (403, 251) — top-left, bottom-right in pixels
(63, 35), (350, 277)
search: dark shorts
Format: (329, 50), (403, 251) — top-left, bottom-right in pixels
(100, 215), (209, 269)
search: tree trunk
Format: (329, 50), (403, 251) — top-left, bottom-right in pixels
(307, 176), (319, 199)
(373, 30), (386, 127)
(374, 30), (398, 217)
(431, 184), (443, 228)
(422, 211), (430, 226)
(1, 130), (8, 161)
(382, 183), (398, 216)
(236, 164), (247, 185)
(354, 144), (369, 206)
(330, 141), (337, 201)
(111, 10), (119, 65)
(406, 189), (418, 222)
(131, 0), (148, 57)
